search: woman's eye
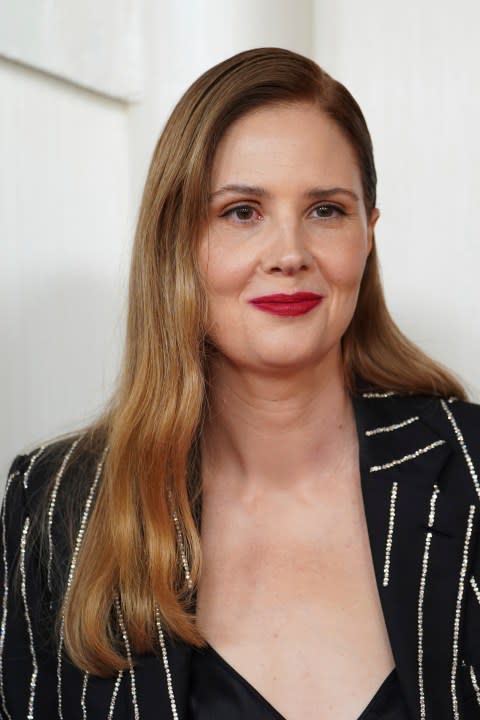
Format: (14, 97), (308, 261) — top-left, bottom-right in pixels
(311, 203), (344, 219)
(221, 205), (258, 223)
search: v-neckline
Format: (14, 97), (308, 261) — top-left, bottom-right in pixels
(204, 642), (397, 720)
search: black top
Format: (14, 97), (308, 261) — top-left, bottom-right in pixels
(188, 644), (411, 719)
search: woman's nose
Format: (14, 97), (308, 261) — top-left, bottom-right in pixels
(262, 223), (313, 275)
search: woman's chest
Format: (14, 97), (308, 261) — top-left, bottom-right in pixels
(195, 495), (395, 720)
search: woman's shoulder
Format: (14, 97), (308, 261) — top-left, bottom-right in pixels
(359, 389), (480, 420)
(402, 393), (480, 432)
(385, 393), (480, 469)
(3, 432), (109, 583)
(356, 391), (480, 460)
(3, 431), (109, 613)
(6, 430), (107, 509)
(441, 396), (480, 423)
(435, 396), (480, 462)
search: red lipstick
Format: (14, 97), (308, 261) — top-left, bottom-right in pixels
(249, 292), (324, 317)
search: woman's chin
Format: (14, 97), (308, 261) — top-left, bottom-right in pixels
(236, 347), (338, 376)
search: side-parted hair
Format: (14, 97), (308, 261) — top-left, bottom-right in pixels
(61, 47), (466, 674)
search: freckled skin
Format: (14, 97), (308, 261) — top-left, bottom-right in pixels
(198, 102), (380, 375)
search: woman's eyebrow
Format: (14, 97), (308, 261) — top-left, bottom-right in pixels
(305, 187), (359, 202)
(209, 184), (267, 200)
(208, 184), (359, 202)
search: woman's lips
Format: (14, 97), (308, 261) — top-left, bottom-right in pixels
(249, 292), (324, 317)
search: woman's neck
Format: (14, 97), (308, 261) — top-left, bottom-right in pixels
(201, 352), (358, 497)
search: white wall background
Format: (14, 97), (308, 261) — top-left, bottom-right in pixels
(0, 0), (144, 100)
(1, 0), (479, 482)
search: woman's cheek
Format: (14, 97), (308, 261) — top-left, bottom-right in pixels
(327, 244), (369, 289)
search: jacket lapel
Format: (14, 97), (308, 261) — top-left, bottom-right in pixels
(353, 394), (479, 720)
(152, 394), (479, 720)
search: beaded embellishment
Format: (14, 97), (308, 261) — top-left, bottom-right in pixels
(417, 484), (440, 719)
(383, 481), (398, 587)
(370, 440), (445, 473)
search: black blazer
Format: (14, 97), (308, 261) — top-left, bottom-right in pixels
(2, 393), (480, 720)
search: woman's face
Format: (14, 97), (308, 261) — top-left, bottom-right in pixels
(198, 102), (379, 374)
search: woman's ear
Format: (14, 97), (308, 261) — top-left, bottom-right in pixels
(367, 208), (380, 253)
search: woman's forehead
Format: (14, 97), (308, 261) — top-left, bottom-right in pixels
(210, 103), (362, 198)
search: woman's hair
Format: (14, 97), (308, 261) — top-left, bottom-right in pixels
(62, 47), (466, 674)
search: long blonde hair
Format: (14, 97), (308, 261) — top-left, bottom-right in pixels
(62, 47), (465, 675)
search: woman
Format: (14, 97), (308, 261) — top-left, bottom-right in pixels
(2, 47), (480, 720)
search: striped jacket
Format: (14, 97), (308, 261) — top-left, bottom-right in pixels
(2, 393), (480, 719)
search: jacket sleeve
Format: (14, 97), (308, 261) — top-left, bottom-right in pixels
(462, 537), (480, 713)
(448, 400), (480, 712)
(0, 453), (58, 719)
